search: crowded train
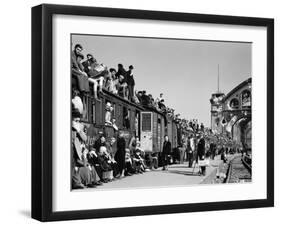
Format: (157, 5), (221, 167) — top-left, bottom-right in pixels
(71, 43), (237, 189)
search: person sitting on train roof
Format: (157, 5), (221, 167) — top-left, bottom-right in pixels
(132, 90), (140, 104)
(135, 90), (143, 105)
(158, 99), (166, 111)
(116, 75), (129, 100)
(82, 53), (107, 100)
(82, 54), (97, 74)
(155, 93), (164, 104)
(71, 44), (90, 93)
(115, 64), (127, 79)
(140, 90), (150, 107)
(105, 68), (118, 94)
(125, 65), (135, 102)
(147, 94), (156, 108)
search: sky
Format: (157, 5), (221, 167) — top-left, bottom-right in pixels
(72, 34), (251, 127)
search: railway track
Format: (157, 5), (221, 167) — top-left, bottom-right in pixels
(225, 154), (252, 183)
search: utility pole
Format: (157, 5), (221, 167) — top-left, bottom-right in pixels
(217, 64), (220, 93)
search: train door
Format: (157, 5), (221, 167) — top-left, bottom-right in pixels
(135, 110), (140, 138)
(167, 118), (173, 145)
(160, 116), (165, 152)
(140, 112), (153, 152)
(157, 115), (162, 152)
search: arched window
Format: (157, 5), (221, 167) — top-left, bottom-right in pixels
(241, 90), (251, 107)
(229, 98), (239, 109)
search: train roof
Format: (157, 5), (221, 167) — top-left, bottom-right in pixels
(101, 89), (168, 119)
(142, 105), (166, 117)
(101, 88), (145, 111)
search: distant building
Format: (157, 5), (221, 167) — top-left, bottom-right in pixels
(210, 78), (252, 149)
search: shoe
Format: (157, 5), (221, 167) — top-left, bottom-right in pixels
(87, 184), (96, 188)
(94, 181), (103, 186)
(72, 183), (86, 189)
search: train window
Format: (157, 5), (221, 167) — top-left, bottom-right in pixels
(81, 95), (88, 121)
(135, 111), (140, 137)
(123, 106), (130, 129)
(92, 100), (96, 124)
(112, 103), (116, 118)
(130, 110), (135, 131)
(241, 90), (251, 107)
(142, 113), (152, 131)
(95, 99), (103, 125)
(229, 98), (239, 109)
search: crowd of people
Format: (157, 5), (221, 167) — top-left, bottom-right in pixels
(72, 43), (136, 102)
(72, 102), (238, 189)
(175, 131), (240, 176)
(71, 43), (240, 188)
(72, 106), (161, 189)
(71, 43), (191, 123)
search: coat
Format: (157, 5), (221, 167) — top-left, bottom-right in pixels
(162, 141), (171, 156)
(115, 137), (126, 172)
(197, 138), (205, 160)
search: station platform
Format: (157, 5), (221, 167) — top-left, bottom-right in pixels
(85, 157), (224, 190)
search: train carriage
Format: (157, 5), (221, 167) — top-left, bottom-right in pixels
(73, 81), (183, 167)
(139, 108), (166, 154)
(77, 88), (144, 147)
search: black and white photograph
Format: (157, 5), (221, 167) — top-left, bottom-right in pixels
(71, 34), (252, 190)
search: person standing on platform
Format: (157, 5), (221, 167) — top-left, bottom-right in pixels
(115, 132), (126, 178)
(162, 135), (172, 170)
(197, 134), (206, 176)
(189, 134), (196, 167)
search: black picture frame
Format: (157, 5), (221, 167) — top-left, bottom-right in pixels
(32, 4), (274, 222)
